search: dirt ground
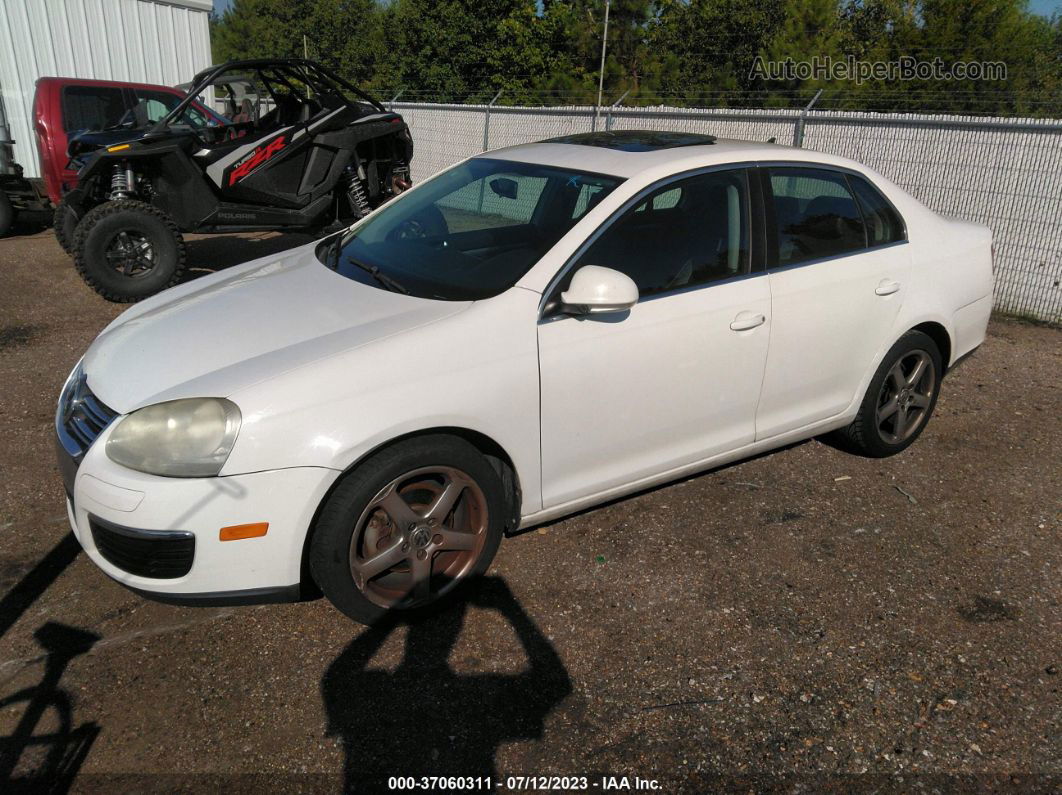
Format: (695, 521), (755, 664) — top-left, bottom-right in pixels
(0, 225), (1058, 793)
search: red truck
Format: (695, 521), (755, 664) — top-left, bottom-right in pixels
(34, 76), (225, 205)
(0, 76), (224, 237)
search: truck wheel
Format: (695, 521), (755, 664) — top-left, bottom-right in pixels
(0, 191), (14, 237)
(72, 200), (185, 302)
(53, 197), (81, 254)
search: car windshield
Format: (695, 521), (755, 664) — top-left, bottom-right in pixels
(319, 158), (624, 300)
(117, 90), (218, 130)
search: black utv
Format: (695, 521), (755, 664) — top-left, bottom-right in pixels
(59, 59), (413, 301)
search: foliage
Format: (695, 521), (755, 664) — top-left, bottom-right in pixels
(210, 0), (1062, 115)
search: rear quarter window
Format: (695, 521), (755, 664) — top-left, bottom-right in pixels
(848, 174), (906, 246)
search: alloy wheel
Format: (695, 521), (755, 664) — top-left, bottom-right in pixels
(876, 349), (936, 444)
(104, 230), (156, 277)
(349, 466), (488, 609)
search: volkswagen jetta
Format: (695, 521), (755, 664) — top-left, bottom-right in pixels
(56, 131), (994, 624)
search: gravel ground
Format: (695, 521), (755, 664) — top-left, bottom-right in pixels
(0, 226), (1059, 792)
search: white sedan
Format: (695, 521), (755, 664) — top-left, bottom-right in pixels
(56, 131), (994, 624)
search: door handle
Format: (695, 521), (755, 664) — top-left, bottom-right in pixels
(730, 312), (766, 331)
(875, 279), (901, 296)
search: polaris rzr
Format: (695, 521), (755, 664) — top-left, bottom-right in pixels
(59, 59), (413, 301)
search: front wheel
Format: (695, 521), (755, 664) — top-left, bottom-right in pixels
(837, 330), (943, 457)
(310, 435), (506, 625)
(72, 200), (185, 302)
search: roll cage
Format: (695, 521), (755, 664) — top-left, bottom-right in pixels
(151, 58), (385, 135)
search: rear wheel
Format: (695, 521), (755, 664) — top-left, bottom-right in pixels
(72, 200), (185, 302)
(0, 191), (14, 237)
(310, 435), (506, 625)
(838, 330), (943, 457)
(53, 197), (81, 254)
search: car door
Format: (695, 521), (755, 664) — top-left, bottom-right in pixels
(755, 165), (911, 440)
(537, 168), (772, 508)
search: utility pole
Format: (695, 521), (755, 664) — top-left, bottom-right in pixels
(593, 0), (611, 133)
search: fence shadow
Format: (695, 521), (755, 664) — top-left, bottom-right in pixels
(322, 577), (571, 791)
(0, 622), (100, 792)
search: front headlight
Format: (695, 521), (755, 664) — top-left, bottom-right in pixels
(106, 398), (241, 477)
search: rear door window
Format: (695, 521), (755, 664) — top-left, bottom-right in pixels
(767, 167), (867, 266)
(61, 85), (128, 132)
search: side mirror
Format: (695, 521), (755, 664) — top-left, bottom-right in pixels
(490, 177), (518, 200)
(560, 265), (639, 315)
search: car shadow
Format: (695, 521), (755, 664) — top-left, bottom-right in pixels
(321, 576), (572, 790)
(180, 232), (315, 281)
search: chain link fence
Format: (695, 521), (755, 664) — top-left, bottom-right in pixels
(392, 100), (1062, 324)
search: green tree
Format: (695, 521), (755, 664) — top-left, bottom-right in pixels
(212, 0), (385, 87)
(756, 0), (852, 106)
(374, 0), (529, 102)
(652, 0), (786, 105)
(208, 0), (1060, 115)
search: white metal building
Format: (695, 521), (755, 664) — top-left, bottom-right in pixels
(0, 0), (213, 179)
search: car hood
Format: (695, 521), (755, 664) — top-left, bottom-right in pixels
(83, 245), (470, 414)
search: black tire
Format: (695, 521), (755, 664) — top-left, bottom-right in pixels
(53, 197), (81, 254)
(72, 200), (185, 302)
(0, 191), (14, 237)
(837, 330), (943, 458)
(310, 435), (507, 625)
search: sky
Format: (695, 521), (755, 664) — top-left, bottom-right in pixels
(212, 0), (1062, 17)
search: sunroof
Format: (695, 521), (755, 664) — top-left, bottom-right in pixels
(542, 130), (717, 152)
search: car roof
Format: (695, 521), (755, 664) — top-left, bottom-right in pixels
(484, 130), (863, 179)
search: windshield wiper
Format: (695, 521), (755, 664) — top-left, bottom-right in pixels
(345, 256), (410, 295)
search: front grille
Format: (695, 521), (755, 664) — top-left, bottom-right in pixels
(89, 515), (195, 579)
(57, 369), (118, 458)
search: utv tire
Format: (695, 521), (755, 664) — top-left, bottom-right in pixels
(53, 197), (81, 254)
(310, 435), (506, 626)
(0, 191), (13, 237)
(836, 330), (943, 458)
(73, 200), (185, 302)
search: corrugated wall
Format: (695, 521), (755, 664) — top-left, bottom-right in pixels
(0, 0), (212, 178)
(395, 101), (1062, 323)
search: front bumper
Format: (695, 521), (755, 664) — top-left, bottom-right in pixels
(60, 434), (339, 601)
